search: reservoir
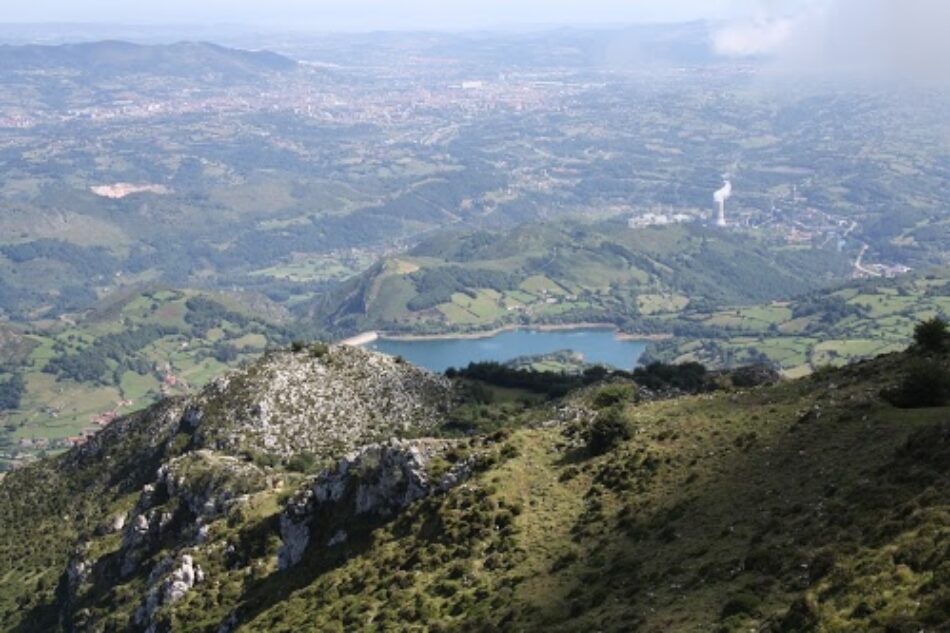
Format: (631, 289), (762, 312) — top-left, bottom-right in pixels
(365, 328), (648, 373)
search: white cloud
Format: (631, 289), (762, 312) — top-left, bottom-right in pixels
(712, 16), (796, 57)
(712, 0), (950, 83)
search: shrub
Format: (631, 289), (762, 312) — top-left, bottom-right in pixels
(290, 340), (306, 353)
(585, 407), (632, 455)
(914, 317), (948, 352)
(309, 342), (329, 358)
(776, 596), (819, 631)
(591, 384), (637, 409)
(287, 452), (319, 473)
(720, 592), (761, 618)
(245, 450), (280, 468)
(886, 360), (950, 408)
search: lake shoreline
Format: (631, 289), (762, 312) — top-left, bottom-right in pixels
(340, 323), (673, 344)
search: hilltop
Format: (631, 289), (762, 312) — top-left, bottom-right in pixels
(0, 334), (946, 631)
(0, 342), (457, 631)
(0, 41), (297, 78)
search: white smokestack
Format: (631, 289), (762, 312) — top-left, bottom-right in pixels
(713, 179), (732, 227)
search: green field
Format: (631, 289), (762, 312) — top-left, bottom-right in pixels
(0, 289), (291, 468)
(644, 273), (950, 375)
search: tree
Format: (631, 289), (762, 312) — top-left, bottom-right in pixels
(887, 360), (950, 408)
(0, 375), (25, 411)
(913, 317), (948, 352)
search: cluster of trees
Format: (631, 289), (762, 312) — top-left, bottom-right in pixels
(407, 267), (517, 311)
(791, 295), (867, 324)
(888, 360), (949, 408)
(446, 361), (620, 398)
(883, 319), (948, 409)
(184, 297), (250, 335)
(0, 375), (25, 411)
(1, 239), (118, 278)
(448, 357), (715, 399)
(632, 361), (708, 393)
(44, 325), (179, 384)
(913, 317), (948, 353)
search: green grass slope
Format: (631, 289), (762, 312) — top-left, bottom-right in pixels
(240, 350), (950, 632)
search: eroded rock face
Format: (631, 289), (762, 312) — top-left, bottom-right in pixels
(278, 439), (475, 569)
(157, 450), (267, 519)
(117, 451), (267, 579)
(181, 345), (457, 458)
(134, 554), (204, 632)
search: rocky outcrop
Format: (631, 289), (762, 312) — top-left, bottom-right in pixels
(40, 344), (462, 631)
(278, 438), (475, 569)
(180, 345), (457, 458)
(134, 554), (204, 632)
(62, 544), (92, 606)
(720, 364), (781, 388)
(118, 450), (267, 578)
(66, 398), (186, 467)
(157, 450), (268, 519)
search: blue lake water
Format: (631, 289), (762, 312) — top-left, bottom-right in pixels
(365, 328), (648, 373)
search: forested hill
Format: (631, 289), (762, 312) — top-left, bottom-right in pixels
(308, 219), (852, 337)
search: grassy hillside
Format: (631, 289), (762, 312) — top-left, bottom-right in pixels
(0, 339), (946, 631)
(244, 357), (949, 632)
(310, 219), (852, 337)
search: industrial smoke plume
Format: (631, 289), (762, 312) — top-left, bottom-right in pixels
(714, 179), (732, 227)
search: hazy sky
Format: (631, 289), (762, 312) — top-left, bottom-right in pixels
(0, 0), (775, 30)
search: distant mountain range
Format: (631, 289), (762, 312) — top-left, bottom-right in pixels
(0, 40), (297, 77)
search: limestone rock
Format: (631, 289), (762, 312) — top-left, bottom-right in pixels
(180, 345), (456, 458)
(277, 438), (474, 569)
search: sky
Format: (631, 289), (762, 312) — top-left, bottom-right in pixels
(0, 0), (771, 30)
(2, 0), (947, 83)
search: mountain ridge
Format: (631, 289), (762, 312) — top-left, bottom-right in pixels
(0, 40), (297, 77)
(0, 336), (947, 631)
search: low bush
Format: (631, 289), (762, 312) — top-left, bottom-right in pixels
(287, 451), (319, 473)
(591, 384), (637, 409)
(720, 592), (761, 618)
(585, 407), (632, 455)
